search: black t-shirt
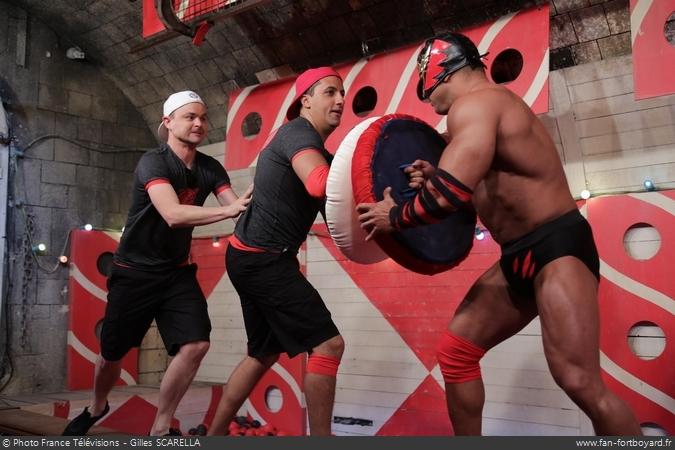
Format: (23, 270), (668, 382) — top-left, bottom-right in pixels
(115, 145), (231, 271)
(234, 117), (332, 253)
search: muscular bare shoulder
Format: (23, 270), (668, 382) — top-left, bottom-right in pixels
(446, 86), (509, 133)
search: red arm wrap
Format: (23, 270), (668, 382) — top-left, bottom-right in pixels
(304, 164), (330, 198)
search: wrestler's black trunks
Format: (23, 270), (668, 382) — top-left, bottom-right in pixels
(499, 209), (600, 298)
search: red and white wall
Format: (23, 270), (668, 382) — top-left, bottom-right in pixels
(194, 191), (673, 436)
(63, 4), (675, 436)
(192, 5), (674, 434)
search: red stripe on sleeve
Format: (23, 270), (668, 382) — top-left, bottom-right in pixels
(290, 148), (322, 163)
(214, 184), (231, 196)
(145, 178), (170, 191)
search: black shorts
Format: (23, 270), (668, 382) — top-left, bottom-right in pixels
(100, 263), (211, 361)
(226, 245), (340, 359)
(499, 209), (600, 298)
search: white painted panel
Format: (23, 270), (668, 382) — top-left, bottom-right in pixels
(586, 162), (675, 192)
(337, 373), (425, 394)
(340, 359), (429, 379)
(336, 387), (412, 408)
(562, 55), (633, 86)
(580, 125), (675, 156)
(573, 93), (675, 121)
(311, 273), (363, 289)
(520, 318), (542, 335)
(306, 246), (338, 262)
(329, 302), (390, 318)
(485, 384), (577, 410)
(482, 367), (560, 390)
(308, 260), (349, 276)
(483, 401), (579, 427)
(568, 74), (633, 104)
(483, 417), (579, 436)
(321, 288), (381, 302)
(490, 334), (546, 354)
(209, 316), (245, 329)
(341, 330), (415, 346)
(211, 328), (251, 341)
(584, 145), (675, 172)
(335, 317), (403, 332)
(342, 344), (426, 363)
(207, 303), (245, 317)
(480, 350), (552, 372)
(576, 107), (675, 139)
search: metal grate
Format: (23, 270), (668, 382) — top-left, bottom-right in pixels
(135, 0), (268, 51)
(173, 0), (243, 23)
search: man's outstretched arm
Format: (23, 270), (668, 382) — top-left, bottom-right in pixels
(149, 183), (251, 228)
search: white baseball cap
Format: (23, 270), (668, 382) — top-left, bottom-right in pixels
(157, 90), (205, 141)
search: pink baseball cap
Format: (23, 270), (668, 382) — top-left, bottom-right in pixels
(286, 67), (342, 121)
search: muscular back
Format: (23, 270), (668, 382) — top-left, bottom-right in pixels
(441, 85), (576, 244)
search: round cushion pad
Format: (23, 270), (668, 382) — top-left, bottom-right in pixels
(351, 114), (476, 275)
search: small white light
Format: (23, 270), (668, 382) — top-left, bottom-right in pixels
(580, 189), (591, 200)
(121, 226), (125, 233)
(32, 243), (47, 254)
(643, 179), (655, 191)
(84, 224), (93, 231)
(59, 255), (69, 264)
(211, 236), (221, 248)
(475, 231), (485, 240)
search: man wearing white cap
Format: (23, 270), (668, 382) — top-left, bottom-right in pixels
(63, 91), (252, 436)
(208, 68), (346, 436)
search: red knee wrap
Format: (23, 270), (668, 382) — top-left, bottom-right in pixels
(307, 353), (340, 377)
(437, 331), (486, 384)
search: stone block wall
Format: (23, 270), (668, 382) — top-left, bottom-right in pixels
(0, 3), (156, 394)
(549, 0), (632, 70)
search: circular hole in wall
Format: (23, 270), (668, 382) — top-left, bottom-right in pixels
(627, 321), (666, 360)
(352, 86), (377, 117)
(264, 386), (283, 412)
(664, 11), (675, 47)
(641, 422), (668, 436)
(490, 48), (523, 84)
(241, 112), (262, 140)
(623, 223), (661, 260)
(97, 252), (114, 277)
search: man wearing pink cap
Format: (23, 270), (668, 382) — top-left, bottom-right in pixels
(63, 91), (252, 436)
(208, 68), (346, 436)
